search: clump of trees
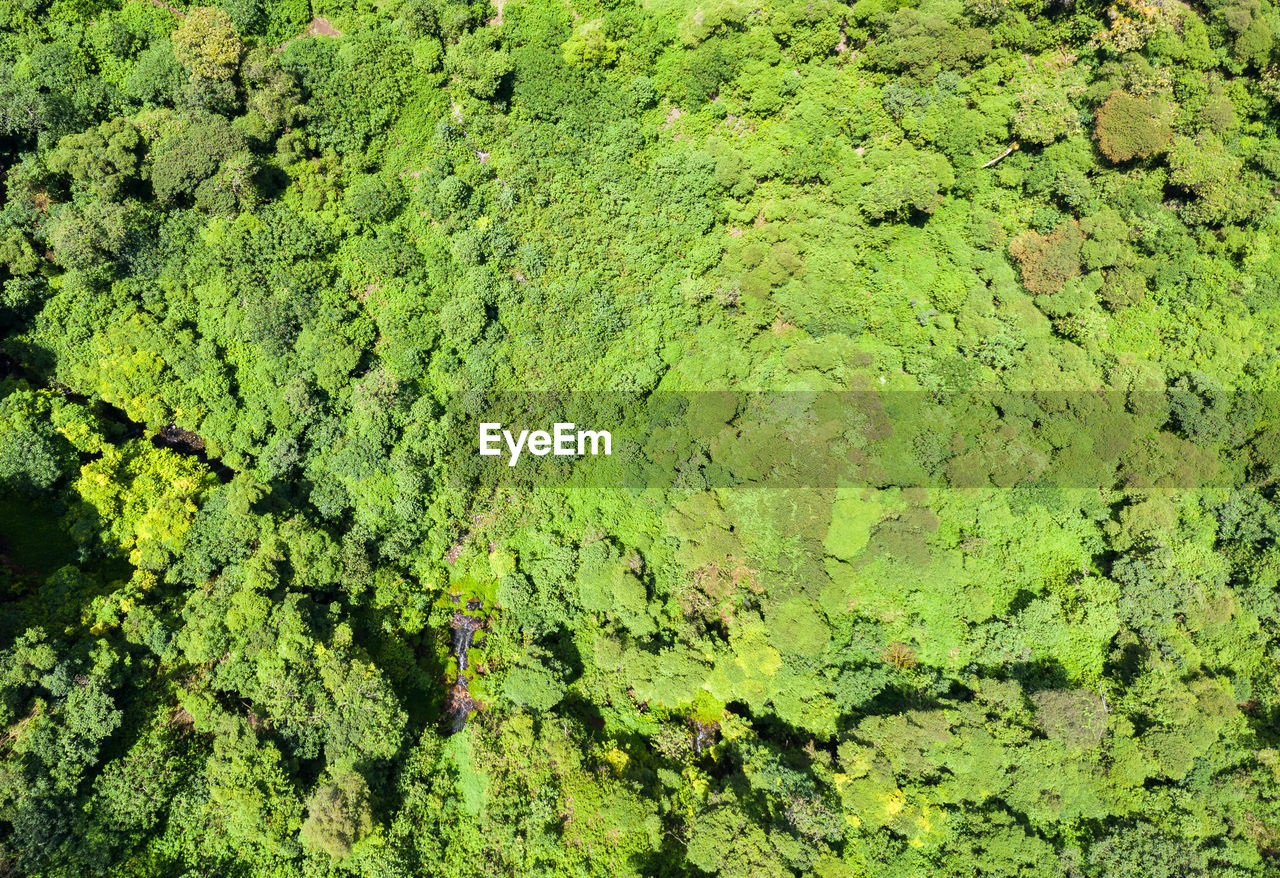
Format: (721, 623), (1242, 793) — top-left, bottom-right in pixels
(0, 0), (1278, 874)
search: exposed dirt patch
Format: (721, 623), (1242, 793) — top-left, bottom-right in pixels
(307, 16), (341, 37)
(279, 17), (341, 51)
(719, 114), (755, 138)
(445, 540), (466, 565)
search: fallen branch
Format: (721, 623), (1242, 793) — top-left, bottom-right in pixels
(981, 142), (1020, 168)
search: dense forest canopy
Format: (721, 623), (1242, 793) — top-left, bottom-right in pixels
(1, 0), (1280, 873)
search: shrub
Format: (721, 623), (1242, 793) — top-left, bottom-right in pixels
(562, 19), (620, 67)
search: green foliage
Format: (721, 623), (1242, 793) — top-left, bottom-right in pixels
(1094, 91), (1173, 162)
(299, 770), (373, 860)
(343, 174), (405, 225)
(47, 118), (145, 200)
(69, 440), (216, 569)
(856, 143), (955, 220)
(766, 598), (830, 657)
(280, 23), (413, 153)
(172, 7), (243, 82)
(150, 112), (255, 209)
(123, 43), (186, 106)
(502, 660), (566, 710)
(1, 0), (1280, 875)
(46, 200), (139, 269)
(562, 19), (620, 68)
(445, 28), (512, 99)
(1013, 59), (1084, 146)
(0, 387), (85, 494)
(679, 0), (751, 46)
(1167, 133), (1266, 224)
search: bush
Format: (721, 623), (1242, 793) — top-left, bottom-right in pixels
(438, 293), (486, 348)
(445, 28), (512, 99)
(629, 75), (657, 110)
(682, 41), (738, 104)
(47, 118), (145, 200)
(0, 392), (77, 495)
(562, 19), (620, 67)
(215, 0), (263, 34)
(280, 25), (413, 153)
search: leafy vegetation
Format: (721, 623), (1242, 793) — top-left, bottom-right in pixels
(1, 0), (1280, 874)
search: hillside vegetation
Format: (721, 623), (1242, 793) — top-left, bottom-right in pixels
(2, 0), (1280, 874)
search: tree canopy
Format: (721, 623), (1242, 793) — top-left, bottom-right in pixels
(1, 0), (1279, 874)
